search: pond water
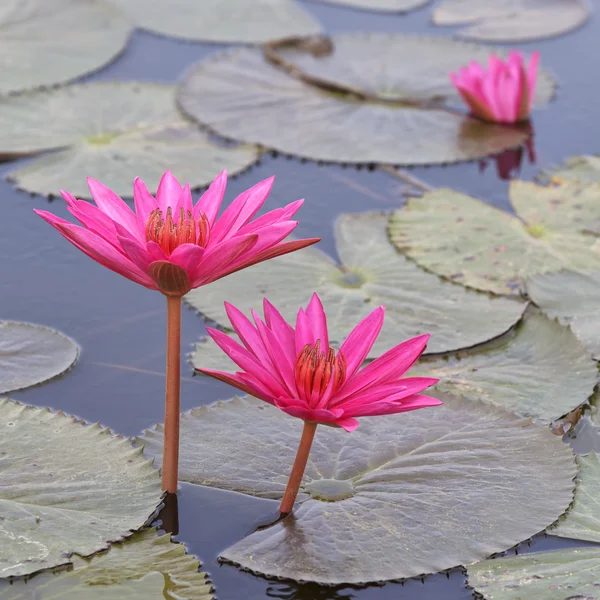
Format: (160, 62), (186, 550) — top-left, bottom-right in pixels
(2, 0), (600, 598)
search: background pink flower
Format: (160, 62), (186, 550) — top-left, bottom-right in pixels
(450, 51), (539, 124)
(35, 170), (319, 296)
(199, 293), (441, 431)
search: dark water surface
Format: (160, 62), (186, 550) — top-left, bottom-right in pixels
(2, 1), (600, 598)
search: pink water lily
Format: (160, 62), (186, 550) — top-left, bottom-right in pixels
(200, 294), (441, 432)
(35, 170), (318, 297)
(450, 51), (540, 124)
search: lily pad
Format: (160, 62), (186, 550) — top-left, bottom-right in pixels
(528, 270), (600, 360)
(0, 321), (79, 394)
(0, 529), (212, 599)
(388, 181), (600, 295)
(111, 0), (321, 43)
(0, 0), (132, 95)
(185, 211), (526, 356)
(540, 155), (600, 185)
(433, 0), (591, 42)
(0, 83), (259, 198)
(416, 310), (597, 425)
(314, 0), (430, 12)
(468, 547), (600, 600)
(177, 34), (555, 166)
(140, 394), (576, 584)
(0, 398), (162, 577)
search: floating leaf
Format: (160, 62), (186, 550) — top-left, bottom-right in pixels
(0, 83), (259, 198)
(185, 212), (526, 356)
(140, 394), (576, 584)
(417, 310), (597, 425)
(178, 34), (555, 166)
(540, 155), (600, 185)
(0, 398), (162, 577)
(528, 270), (600, 360)
(0, 529), (212, 599)
(0, 0), (132, 95)
(314, 0), (430, 12)
(111, 0), (321, 43)
(433, 0), (591, 42)
(388, 181), (600, 295)
(468, 547), (600, 600)
(0, 321), (79, 394)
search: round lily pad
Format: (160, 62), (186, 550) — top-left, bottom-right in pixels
(388, 181), (600, 295)
(433, 0), (591, 42)
(0, 398), (162, 577)
(0, 321), (79, 394)
(314, 0), (430, 12)
(0, 83), (260, 198)
(528, 270), (600, 360)
(140, 394), (576, 584)
(540, 155), (600, 185)
(0, 529), (212, 599)
(177, 34), (555, 166)
(417, 310), (597, 425)
(0, 0), (132, 95)
(111, 0), (321, 43)
(185, 211), (526, 357)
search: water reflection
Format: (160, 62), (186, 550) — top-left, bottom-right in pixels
(266, 581), (361, 599)
(156, 492), (179, 536)
(479, 123), (536, 180)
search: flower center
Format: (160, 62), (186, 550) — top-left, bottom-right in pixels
(294, 340), (346, 406)
(145, 207), (210, 255)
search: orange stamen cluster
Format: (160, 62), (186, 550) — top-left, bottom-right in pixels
(295, 340), (346, 405)
(145, 207), (210, 255)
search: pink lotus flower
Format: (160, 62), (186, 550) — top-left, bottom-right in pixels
(450, 51), (540, 124)
(199, 294), (442, 432)
(35, 170), (319, 297)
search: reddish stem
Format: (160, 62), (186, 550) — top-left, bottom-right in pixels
(162, 294), (182, 493)
(279, 421), (318, 515)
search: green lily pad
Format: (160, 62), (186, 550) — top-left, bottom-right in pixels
(417, 310), (597, 425)
(177, 34), (555, 166)
(0, 529), (212, 599)
(111, 0), (321, 43)
(540, 155), (600, 185)
(314, 0), (430, 12)
(433, 0), (591, 42)
(0, 83), (259, 198)
(0, 321), (79, 394)
(0, 398), (162, 577)
(468, 547), (600, 600)
(528, 270), (600, 360)
(185, 211), (526, 356)
(140, 394), (575, 584)
(0, 0), (132, 95)
(388, 181), (600, 295)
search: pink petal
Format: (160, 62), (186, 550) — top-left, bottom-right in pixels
(62, 191), (119, 245)
(175, 182), (194, 214)
(156, 170), (184, 212)
(305, 293), (329, 350)
(263, 299), (297, 366)
(527, 52), (539, 111)
(85, 178), (138, 234)
(348, 394), (442, 418)
(117, 236), (154, 270)
(210, 176), (274, 244)
(295, 308), (314, 354)
(339, 307), (385, 379)
(133, 177), (159, 229)
(239, 199), (305, 235)
(197, 368), (271, 400)
(168, 243), (206, 272)
(194, 170), (227, 227)
(35, 210), (155, 288)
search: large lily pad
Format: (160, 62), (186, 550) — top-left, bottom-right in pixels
(388, 181), (600, 295)
(433, 0), (591, 42)
(528, 270), (600, 360)
(111, 0), (321, 43)
(314, 0), (430, 12)
(417, 310), (597, 425)
(185, 212), (526, 356)
(177, 34), (555, 166)
(0, 529), (212, 599)
(140, 394), (575, 584)
(0, 398), (162, 577)
(0, 321), (79, 394)
(540, 155), (600, 185)
(0, 83), (259, 198)
(0, 0), (132, 95)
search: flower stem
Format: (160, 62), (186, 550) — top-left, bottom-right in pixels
(162, 294), (182, 494)
(279, 421), (318, 515)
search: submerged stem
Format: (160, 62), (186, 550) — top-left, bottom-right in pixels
(162, 294), (182, 493)
(279, 421), (318, 515)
